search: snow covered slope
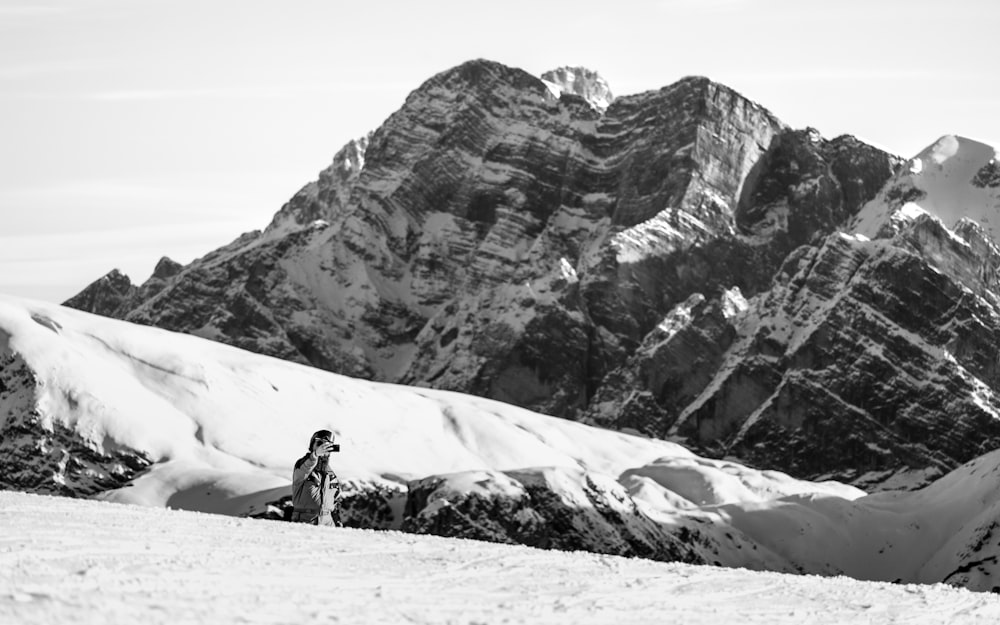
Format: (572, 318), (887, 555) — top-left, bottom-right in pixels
(0, 292), (853, 509)
(851, 135), (1000, 241)
(4, 490), (1000, 625)
(716, 447), (1000, 589)
(7, 294), (1000, 590)
(0, 293), (709, 502)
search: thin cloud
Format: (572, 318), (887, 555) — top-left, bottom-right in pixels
(0, 60), (101, 80)
(656, 0), (752, 11)
(724, 68), (939, 82)
(0, 222), (249, 264)
(1, 180), (214, 204)
(86, 82), (413, 102)
(0, 221), (247, 303)
(0, 5), (67, 17)
(0, 181), (259, 235)
(88, 87), (291, 101)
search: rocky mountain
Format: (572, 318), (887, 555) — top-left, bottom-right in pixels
(64, 257), (182, 318)
(65, 58), (1000, 491)
(584, 135), (1000, 490)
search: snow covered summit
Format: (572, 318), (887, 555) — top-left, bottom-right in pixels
(540, 65), (614, 111)
(851, 134), (1000, 242)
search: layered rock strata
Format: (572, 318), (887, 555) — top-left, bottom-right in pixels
(71, 60), (1000, 490)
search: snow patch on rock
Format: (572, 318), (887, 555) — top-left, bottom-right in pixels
(540, 66), (614, 112)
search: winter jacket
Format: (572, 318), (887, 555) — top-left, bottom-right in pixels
(291, 452), (342, 526)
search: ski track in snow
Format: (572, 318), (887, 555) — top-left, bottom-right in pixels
(3, 492), (1000, 625)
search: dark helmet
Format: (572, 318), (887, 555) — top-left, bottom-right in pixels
(309, 429), (335, 450)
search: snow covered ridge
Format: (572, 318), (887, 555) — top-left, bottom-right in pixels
(7, 491), (1000, 625)
(6, 295), (1000, 592)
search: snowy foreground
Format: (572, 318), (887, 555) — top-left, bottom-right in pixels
(7, 294), (1000, 590)
(4, 491), (1000, 625)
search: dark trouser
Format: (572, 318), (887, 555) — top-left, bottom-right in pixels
(292, 508), (342, 527)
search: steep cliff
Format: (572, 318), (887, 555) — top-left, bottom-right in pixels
(76, 59), (1000, 491)
(69, 61), (832, 407)
(586, 135), (1000, 490)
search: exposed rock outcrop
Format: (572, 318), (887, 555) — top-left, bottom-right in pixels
(62, 269), (137, 318)
(0, 352), (152, 495)
(401, 468), (717, 565)
(63, 257), (185, 319)
(585, 134), (1000, 489)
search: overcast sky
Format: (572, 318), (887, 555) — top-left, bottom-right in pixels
(2, 0), (998, 304)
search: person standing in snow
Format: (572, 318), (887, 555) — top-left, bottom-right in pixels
(291, 429), (343, 526)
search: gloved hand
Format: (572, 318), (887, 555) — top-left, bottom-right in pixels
(312, 441), (337, 456)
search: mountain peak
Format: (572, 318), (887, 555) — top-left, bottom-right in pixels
(850, 133), (1000, 242)
(62, 268), (136, 316)
(637, 75), (785, 132)
(151, 257), (182, 281)
(423, 58), (545, 96)
(914, 134), (996, 170)
(540, 66), (614, 112)
(98, 268), (132, 289)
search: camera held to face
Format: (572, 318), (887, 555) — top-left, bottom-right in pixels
(314, 438), (340, 454)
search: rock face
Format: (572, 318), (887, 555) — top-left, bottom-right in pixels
(400, 467), (750, 567)
(62, 269), (136, 318)
(64, 59), (1000, 490)
(587, 134), (1000, 490)
(266, 135), (371, 236)
(64, 257), (182, 319)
